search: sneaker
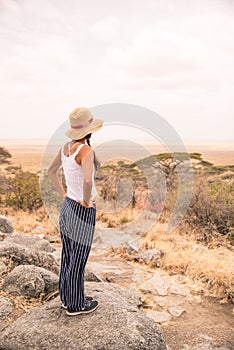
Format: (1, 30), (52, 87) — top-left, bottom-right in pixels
(61, 296), (93, 309)
(85, 295), (93, 302)
(66, 300), (99, 316)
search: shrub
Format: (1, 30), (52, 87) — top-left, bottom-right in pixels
(5, 167), (42, 211)
(185, 175), (234, 242)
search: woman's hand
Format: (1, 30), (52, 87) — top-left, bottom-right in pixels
(77, 199), (95, 208)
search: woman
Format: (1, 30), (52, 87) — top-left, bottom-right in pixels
(48, 107), (103, 316)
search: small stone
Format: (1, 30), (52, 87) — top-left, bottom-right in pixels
(156, 287), (168, 296)
(169, 283), (187, 296)
(0, 232), (5, 241)
(153, 296), (168, 307)
(140, 273), (169, 296)
(192, 245), (206, 252)
(84, 270), (103, 283)
(137, 248), (161, 264)
(45, 235), (60, 243)
(170, 274), (188, 283)
(32, 226), (44, 233)
(168, 305), (186, 317)
(146, 310), (171, 323)
(0, 216), (13, 234)
(123, 242), (139, 255)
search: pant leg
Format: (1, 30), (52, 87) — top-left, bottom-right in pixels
(59, 199), (72, 306)
(59, 197), (96, 310)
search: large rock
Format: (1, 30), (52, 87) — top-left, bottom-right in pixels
(0, 282), (167, 350)
(4, 233), (55, 253)
(0, 243), (59, 274)
(2, 265), (59, 298)
(0, 215), (13, 234)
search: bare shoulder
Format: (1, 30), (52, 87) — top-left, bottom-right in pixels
(79, 144), (93, 157)
(75, 144), (93, 165)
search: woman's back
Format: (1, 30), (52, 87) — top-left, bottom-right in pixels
(61, 142), (97, 202)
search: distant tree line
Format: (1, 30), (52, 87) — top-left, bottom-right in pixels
(0, 146), (233, 244)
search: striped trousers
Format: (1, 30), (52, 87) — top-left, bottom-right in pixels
(59, 197), (96, 311)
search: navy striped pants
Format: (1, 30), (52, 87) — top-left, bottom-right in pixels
(59, 197), (96, 311)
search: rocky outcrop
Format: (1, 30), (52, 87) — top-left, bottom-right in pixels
(0, 215), (13, 234)
(4, 233), (55, 253)
(0, 243), (59, 274)
(0, 282), (167, 350)
(2, 265), (59, 298)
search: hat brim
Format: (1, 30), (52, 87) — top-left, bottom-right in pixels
(65, 118), (103, 140)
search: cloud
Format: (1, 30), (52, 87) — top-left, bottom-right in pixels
(91, 16), (120, 40)
(0, 0), (233, 140)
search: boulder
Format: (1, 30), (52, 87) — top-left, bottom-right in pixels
(0, 282), (167, 350)
(0, 215), (13, 234)
(0, 243), (59, 274)
(4, 233), (55, 253)
(2, 264), (58, 298)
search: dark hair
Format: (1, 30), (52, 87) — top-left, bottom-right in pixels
(75, 133), (100, 170)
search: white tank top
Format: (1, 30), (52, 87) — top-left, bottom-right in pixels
(61, 142), (97, 202)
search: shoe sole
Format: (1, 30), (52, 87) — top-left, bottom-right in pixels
(66, 304), (99, 316)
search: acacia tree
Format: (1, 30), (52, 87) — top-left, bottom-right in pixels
(0, 147), (12, 165)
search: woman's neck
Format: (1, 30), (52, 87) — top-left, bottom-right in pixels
(71, 139), (85, 145)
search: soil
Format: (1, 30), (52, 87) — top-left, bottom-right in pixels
(88, 247), (234, 350)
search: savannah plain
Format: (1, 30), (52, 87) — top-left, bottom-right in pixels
(0, 139), (233, 349)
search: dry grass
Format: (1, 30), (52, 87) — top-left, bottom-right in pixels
(108, 222), (234, 301)
(1, 206), (59, 237)
(96, 206), (138, 228)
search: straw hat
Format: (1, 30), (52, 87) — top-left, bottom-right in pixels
(65, 107), (103, 140)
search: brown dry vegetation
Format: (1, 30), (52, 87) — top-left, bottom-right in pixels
(108, 221), (233, 301)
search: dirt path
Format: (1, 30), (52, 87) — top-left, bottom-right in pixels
(86, 247), (234, 350)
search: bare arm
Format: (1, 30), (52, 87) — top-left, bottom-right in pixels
(48, 149), (66, 198)
(81, 147), (94, 207)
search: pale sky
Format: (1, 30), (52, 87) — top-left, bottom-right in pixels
(0, 0), (234, 142)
